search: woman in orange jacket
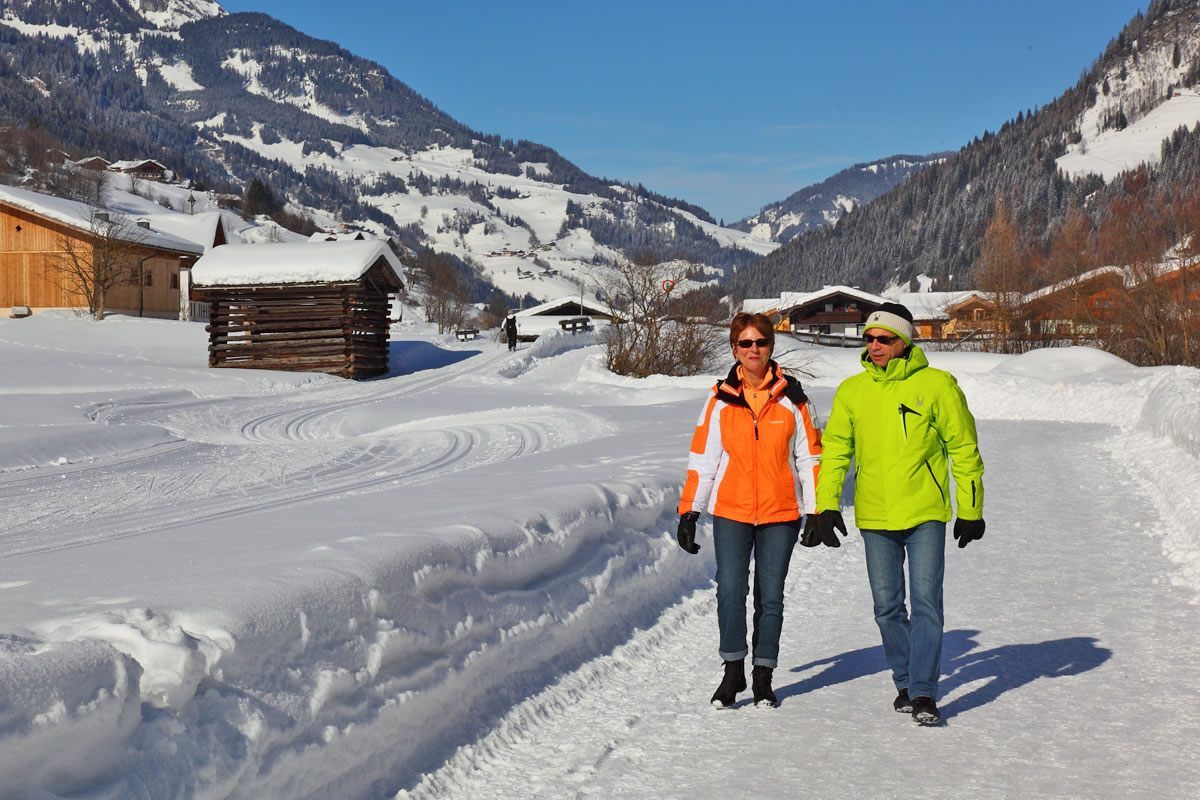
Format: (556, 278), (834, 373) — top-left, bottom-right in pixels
(677, 312), (823, 707)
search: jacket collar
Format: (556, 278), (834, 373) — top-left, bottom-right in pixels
(860, 344), (929, 382)
(716, 360), (788, 406)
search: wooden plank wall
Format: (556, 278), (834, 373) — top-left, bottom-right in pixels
(203, 283), (391, 379)
(1, 204), (183, 313)
(2, 205), (79, 307)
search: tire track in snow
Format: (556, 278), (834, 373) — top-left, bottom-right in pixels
(0, 409), (607, 558)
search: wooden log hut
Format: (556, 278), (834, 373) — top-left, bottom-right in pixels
(190, 240), (405, 379)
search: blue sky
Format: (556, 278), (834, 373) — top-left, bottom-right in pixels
(222, 0), (1148, 222)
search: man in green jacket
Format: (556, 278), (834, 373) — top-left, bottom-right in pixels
(806, 302), (985, 725)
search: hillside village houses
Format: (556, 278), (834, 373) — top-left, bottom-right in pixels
(746, 252), (1198, 347)
(742, 285), (991, 343)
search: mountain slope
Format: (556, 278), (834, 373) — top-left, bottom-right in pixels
(730, 0), (1200, 298)
(732, 153), (948, 244)
(0, 0), (773, 303)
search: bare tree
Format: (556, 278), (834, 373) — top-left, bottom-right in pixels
(601, 254), (722, 377)
(1095, 180), (1174, 365)
(413, 251), (472, 334)
(49, 208), (145, 320)
(41, 164), (108, 206)
(974, 197), (1036, 353)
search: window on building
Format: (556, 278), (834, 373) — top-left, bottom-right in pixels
(170, 272), (179, 290)
(144, 269), (153, 288)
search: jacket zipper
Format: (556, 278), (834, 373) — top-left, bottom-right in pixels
(752, 409), (759, 524)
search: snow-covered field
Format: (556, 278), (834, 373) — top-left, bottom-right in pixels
(1057, 89), (1200, 180)
(1, 315), (1198, 799)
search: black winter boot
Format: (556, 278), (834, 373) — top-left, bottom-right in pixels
(893, 688), (913, 713)
(911, 696), (941, 725)
(751, 665), (778, 708)
(710, 659), (746, 708)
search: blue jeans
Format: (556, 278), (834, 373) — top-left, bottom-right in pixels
(713, 516), (800, 668)
(860, 521), (946, 698)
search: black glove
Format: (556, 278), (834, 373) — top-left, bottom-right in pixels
(953, 518), (985, 549)
(800, 515), (821, 547)
(816, 510), (848, 548)
(677, 512), (701, 554)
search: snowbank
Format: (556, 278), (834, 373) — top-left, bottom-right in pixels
(1, 486), (708, 798)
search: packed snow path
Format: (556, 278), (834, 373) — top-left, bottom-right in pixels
(399, 423), (1200, 800)
(1, 315), (1198, 799)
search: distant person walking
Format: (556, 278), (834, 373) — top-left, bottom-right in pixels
(676, 313), (823, 708)
(504, 314), (518, 351)
(813, 302), (985, 725)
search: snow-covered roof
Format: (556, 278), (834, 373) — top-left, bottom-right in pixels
(775, 285), (888, 312)
(190, 240), (404, 287)
(740, 298), (781, 314)
(141, 210), (225, 253)
(885, 291), (987, 320)
(0, 183), (204, 255)
(516, 296), (616, 318)
(109, 159), (167, 172)
(309, 231), (370, 242)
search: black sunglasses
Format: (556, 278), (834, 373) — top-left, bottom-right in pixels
(863, 333), (899, 345)
(736, 338), (770, 349)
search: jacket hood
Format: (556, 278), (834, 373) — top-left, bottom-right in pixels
(860, 344), (929, 382)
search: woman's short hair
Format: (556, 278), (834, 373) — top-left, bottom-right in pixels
(729, 312), (775, 350)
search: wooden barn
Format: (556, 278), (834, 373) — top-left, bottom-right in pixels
(0, 183), (205, 316)
(190, 241), (405, 379)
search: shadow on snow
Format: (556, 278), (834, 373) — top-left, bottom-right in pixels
(774, 629), (1112, 720)
(385, 341), (480, 377)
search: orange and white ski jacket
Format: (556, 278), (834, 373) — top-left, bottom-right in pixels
(678, 362), (822, 525)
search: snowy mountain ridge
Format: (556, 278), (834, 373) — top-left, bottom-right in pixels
(732, 153), (948, 244)
(732, 0), (1200, 297)
(1058, 0), (1200, 179)
(0, 0), (772, 304)
(127, 0), (225, 30)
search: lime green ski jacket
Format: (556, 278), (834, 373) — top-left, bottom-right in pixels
(816, 345), (984, 530)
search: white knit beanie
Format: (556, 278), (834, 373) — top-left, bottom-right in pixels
(863, 302), (915, 344)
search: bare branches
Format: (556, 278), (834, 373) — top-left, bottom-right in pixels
(601, 255), (723, 377)
(49, 207), (146, 320)
(411, 251), (472, 334)
(982, 179), (1200, 367)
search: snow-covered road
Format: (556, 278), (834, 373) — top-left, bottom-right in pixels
(1, 314), (1197, 799)
(400, 419), (1200, 800)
